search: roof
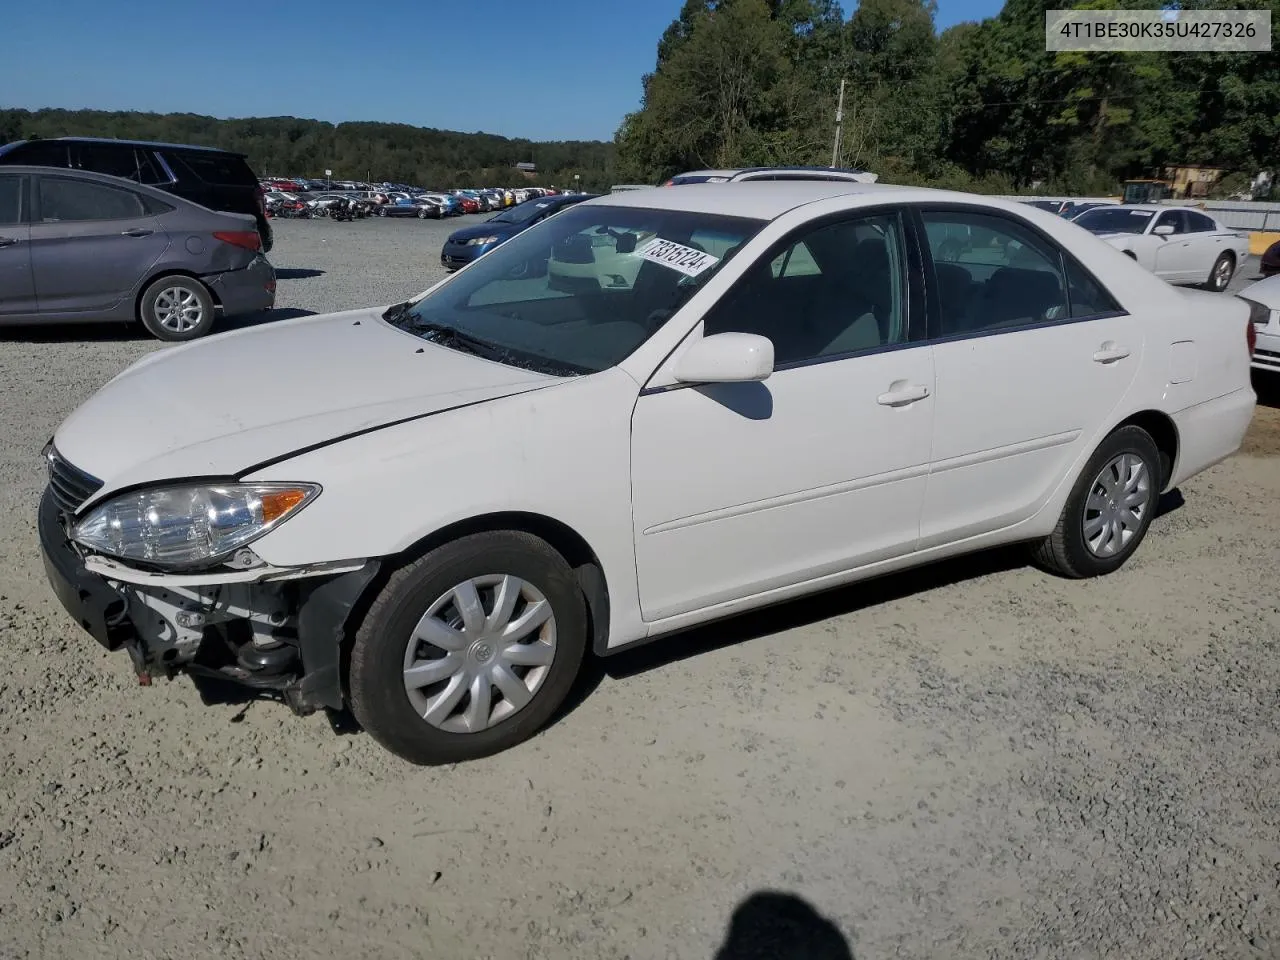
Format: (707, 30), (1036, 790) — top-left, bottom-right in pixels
(1, 136), (244, 156)
(579, 180), (998, 221)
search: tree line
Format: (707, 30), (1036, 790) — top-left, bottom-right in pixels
(0, 108), (618, 191)
(615, 0), (1279, 197)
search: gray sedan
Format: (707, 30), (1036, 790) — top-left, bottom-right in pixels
(0, 166), (275, 341)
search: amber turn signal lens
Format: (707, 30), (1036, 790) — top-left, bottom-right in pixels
(260, 489), (309, 523)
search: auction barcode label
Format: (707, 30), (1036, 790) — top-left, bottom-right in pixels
(638, 238), (721, 278)
(1046, 9), (1271, 51)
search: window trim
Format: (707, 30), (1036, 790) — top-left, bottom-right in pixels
(699, 203), (927, 375)
(31, 174), (150, 225)
(0, 173), (26, 227)
(908, 203), (1128, 346)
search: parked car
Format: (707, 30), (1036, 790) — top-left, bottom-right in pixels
(0, 136), (274, 252)
(375, 198), (427, 218)
(0, 165), (274, 340)
(1261, 237), (1280, 278)
(1021, 199), (1068, 215)
(664, 165), (879, 186)
(1071, 204), (1250, 291)
(37, 182), (1256, 765)
(1061, 199), (1118, 220)
(1239, 275), (1280, 376)
(440, 192), (595, 270)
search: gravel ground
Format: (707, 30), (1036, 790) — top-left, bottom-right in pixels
(1, 217), (1278, 960)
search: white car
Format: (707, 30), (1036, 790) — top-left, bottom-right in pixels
(39, 183), (1257, 765)
(665, 165), (879, 186)
(1071, 204), (1250, 291)
(1239, 274), (1280, 375)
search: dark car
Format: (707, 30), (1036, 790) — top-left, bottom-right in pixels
(0, 137), (274, 252)
(0, 166), (275, 341)
(440, 193), (596, 270)
(1262, 238), (1280, 278)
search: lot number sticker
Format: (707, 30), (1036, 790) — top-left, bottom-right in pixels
(638, 238), (720, 277)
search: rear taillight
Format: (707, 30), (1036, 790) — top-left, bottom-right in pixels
(214, 230), (262, 253)
(1239, 296), (1267, 357)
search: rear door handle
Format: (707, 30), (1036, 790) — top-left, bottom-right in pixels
(877, 383), (930, 407)
(1093, 343), (1131, 364)
(121, 228), (154, 238)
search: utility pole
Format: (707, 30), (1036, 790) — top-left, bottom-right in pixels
(831, 78), (846, 169)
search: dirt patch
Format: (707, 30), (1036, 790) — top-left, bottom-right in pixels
(1242, 374), (1280, 457)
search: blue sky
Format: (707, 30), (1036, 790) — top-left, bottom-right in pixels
(2, 0), (1002, 142)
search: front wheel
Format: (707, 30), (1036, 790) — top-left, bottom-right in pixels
(1031, 425), (1162, 578)
(138, 276), (216, 341)
(1206, 252), (1235, 292)
(349, 532), (588, 765)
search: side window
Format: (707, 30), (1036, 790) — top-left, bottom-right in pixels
(1065, 259), (1122, 318)
(920, 210), (1069, 338)
(135, 150), (173, 185)
(38, 178), (146, 222)
(703, 212), (908, 366)
(1155, 210), (1185, 235)
(1186, 211), (1216, 232)
(75, 144), (141, 181)
(0, 175), (21, 226)
(12, 141), (70, 168)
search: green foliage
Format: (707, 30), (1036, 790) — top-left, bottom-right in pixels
(0, 108), (617, 191)
(619, 0), (1280, 190)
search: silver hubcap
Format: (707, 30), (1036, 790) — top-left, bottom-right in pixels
(1083, 453), (1151, 558)
(402, 575), (556, 733)
(153, 286), (204, 332)
(1215, 258), (1232, 286)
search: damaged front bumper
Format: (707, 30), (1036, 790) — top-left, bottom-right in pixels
(38, 489), (378, 713)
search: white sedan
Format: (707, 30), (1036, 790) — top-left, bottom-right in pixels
(1239, 274), (1280, 375)
(1071, 203), (1250, 291)
(38, 183), (1257, 764)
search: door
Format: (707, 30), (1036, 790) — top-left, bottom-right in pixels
(1151, 210), (1200, 282)
(915, 207), (1143, 547)
(630, 210), (935, 621)
(29, 175), (169, 315)
(0, 174), (35, 317)
(1183, 209), (1229, 283)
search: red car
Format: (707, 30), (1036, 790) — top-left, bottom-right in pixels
(458, 196), (480, 214)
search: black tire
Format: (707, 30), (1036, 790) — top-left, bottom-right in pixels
(1031, 425), (1162, 579)
(349, 531), (588, 765)
(378, 207), (388, 217)
(137, 276), (216, 341)
(1206, 252), (1235, 292)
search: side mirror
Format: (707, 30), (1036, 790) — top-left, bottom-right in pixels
(673, 332), (774, 384)
(1153, 224), (1175, 236)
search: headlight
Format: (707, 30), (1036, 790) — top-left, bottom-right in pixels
(467, 236), (499, 246)
(73, 483), (319, 569)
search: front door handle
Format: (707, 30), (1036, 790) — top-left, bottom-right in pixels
(877, 383), (930, 407)
(1093, 342), (1131, 364)
(0, 236), (15, 247)
(121, 228), (154, 238)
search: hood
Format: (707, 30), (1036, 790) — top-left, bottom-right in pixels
(54, 307), (556, 501)
(447, 221), (519, 243)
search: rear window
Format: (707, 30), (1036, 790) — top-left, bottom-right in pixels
(162, 150), (258, 186)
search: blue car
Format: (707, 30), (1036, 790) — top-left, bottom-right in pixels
(439, 193), (595, 271)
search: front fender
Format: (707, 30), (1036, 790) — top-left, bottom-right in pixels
(243, 367), (648, 648)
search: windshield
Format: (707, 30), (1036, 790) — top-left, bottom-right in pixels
(1075, 207), (1153, 235)
(385, 204), (764, 376)
(491, 199), (555, 224)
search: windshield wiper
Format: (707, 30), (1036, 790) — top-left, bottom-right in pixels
(405, 319), (507, 361)
(381, 299), (415, 325)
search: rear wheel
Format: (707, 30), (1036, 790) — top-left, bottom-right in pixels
(349, 532), (588, 764)
(1031, 425), (1161, 578)
(138, 276), (216, 341)
(1206, 252), (1235, 292)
